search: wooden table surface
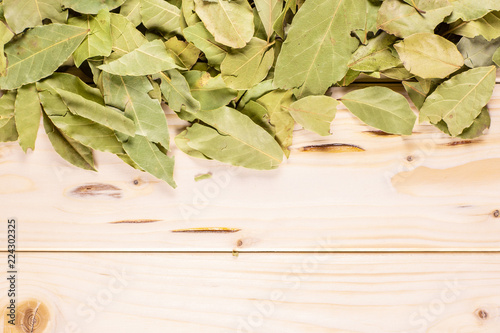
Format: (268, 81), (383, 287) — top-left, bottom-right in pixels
(1, 72), (500, 332)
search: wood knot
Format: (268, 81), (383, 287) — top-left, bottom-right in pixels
(406, 155), (413, 162)
(476, 308), (488, 320)
(69, 183), (122, 199)
(236, 239), (243, 247)
(3, 299), (50, 333)
(493, 210), (499, 218)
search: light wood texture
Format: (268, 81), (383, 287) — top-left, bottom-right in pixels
(1, 84), (500, 251)
(1, 253), (500, 333)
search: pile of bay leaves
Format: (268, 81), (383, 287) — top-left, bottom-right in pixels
(0, 0), (499, 187)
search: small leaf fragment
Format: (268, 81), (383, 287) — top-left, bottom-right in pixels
(194, 173), (212, 182)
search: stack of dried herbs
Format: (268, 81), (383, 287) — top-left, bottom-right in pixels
(0, 0), (499, 187)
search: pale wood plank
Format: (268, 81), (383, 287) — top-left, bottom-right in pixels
(1, 85), (500, 251)
(1, 253), (500, 333)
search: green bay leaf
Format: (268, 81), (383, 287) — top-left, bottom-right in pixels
(56, 89), (136, 136)
(164, 36), (200, 69)
(193, 0), (254, 48)
(256, 90), (294, 157)
(394, 33), (464, 79)
(453, 11), (500, 41)
(140, 0), (181, 37)
(458, 36), (500, 68)
(340, 86), (416, 135)
(348, 32), (401, 73)
(38, 86), (124, 154)
(274, 0), (367, 98)
(240, 100), (274, 136)
(0, 24), (88, 90)
(15, 84), (41, 152)
(185, 106), (283, 169)
(287, 95), (338, 136)
(69, 10), (113, 67)
(123, 134), (176, 187)
(182, 0), (200, 27)
(4, 0), (67, 34)
(494, 47), (500, 66)
(0, 21), (14, 77)
(102, 73), (170, 149)
(237, 79), (274, 109)
(120, 0), (142, 26)
(99, 39), (180, 76)
(402, 80), (429, 110)
(254, 0), (283, 39)
(377, 0), (453, 38)
(183, 22), (228, 69)
(353, 0), (380, 45)
(37, 72), (104, 104)
(446, 0), (500, 23)
(174, 129), (211, 160)
(43, 113), (95, 171)
(62, 0), (126, 14)
(184, 71), (237, 111)
(0, 91), (18, 142)
(435, 106), (491, 139)
(272, 0), (294, 39)
(110, 13), (147, 56)
(420, 66), (496, 136)
(158, 69), (201, 113)
(221, 37), (274, 90)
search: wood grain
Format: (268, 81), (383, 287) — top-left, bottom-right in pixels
(1, 84), (500, 251)
(1, 253), (500, 333)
